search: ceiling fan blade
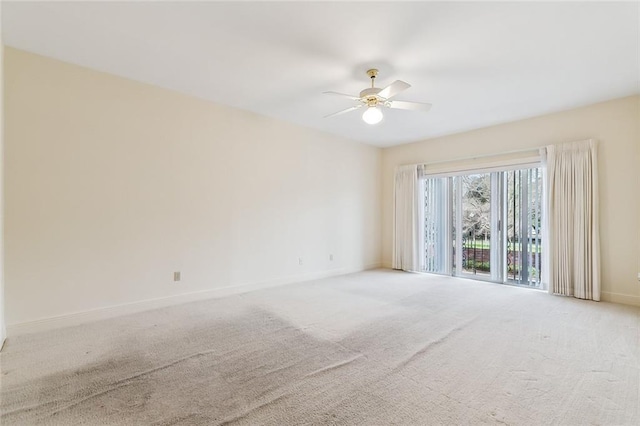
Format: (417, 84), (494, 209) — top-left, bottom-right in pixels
(377, 80), (411, 100)
(324, 104), (363, 118)
(387, 100), (432, 112)
(323, 91), (361, 101)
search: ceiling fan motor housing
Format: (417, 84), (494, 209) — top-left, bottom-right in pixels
(359, 87), (382, 106)
(359, 87), (381, 98)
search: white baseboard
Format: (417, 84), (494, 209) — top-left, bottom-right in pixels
(7, 263), (381, 337)
(600, 291), (640, 307)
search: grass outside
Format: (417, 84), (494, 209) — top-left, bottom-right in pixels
(462, 239), (542, 253)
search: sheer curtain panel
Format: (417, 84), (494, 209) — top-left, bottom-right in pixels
(546, 139), (600, 300)
(392, 165), (423, 271)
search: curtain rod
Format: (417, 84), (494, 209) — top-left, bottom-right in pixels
(403, 146), (546, 168)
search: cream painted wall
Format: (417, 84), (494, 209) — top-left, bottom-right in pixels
(0, 4), (6, 345)
(382, 96), (640, 306)
(4, 48), (382, 326)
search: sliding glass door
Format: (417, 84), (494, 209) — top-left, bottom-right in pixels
(504, 167), (543, 286)
(455, 173), (492, 278)
(422, 166), (543, 288)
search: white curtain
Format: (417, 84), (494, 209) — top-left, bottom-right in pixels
(392, 165), (423, 272)
(546, 139), (600, 300)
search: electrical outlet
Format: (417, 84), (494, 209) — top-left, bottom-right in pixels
(329, 254), (334, 261)
(637, 272), (640, 281)
(298, 257), (303, 266)
(174, 271), (181, 282)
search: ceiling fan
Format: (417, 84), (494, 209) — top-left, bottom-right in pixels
(324, 69), (432, 125)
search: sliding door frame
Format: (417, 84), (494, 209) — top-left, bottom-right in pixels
(421, 160), (544, 288)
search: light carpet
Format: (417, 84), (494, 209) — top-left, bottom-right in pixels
(1, 269), (639, 425)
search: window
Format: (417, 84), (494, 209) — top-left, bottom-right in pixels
(422, 165), (544, 288)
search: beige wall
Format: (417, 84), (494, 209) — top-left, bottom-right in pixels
(382, 96), (640, 306)
(4, 48), (382, 325)
(0, 4), (5, 345)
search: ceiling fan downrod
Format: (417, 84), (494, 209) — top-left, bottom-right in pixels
(367, 68), (378, 88)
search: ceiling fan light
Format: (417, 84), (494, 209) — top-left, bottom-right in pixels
(362, 107), (383, 125)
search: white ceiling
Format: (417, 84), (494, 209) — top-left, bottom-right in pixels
(3, 1), (639, 147)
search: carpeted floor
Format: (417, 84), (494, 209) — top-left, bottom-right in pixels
(1, 269), (639, 425)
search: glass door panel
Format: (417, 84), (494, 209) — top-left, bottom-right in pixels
(505, 168), (543, 287)
(455, 173), (492, 278)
